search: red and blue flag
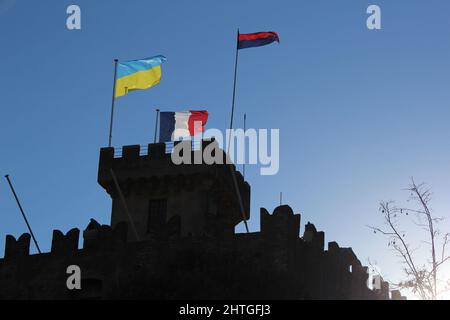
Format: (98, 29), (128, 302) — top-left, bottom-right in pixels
(237, 31), (280, 50)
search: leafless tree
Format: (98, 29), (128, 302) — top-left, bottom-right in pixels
(368, 178), (450, 300)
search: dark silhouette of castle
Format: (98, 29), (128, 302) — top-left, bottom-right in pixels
(0, 140), (405, 300)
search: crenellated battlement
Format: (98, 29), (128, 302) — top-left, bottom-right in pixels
(3, 229), (80, 259)
(260, 205), (301, 241)
(51, 228), (80, 255)
(98, 140), (248, 202)
(0, 203), (404, 300)
(83, 219), (128, 251)
(303, 222), (325, 250)
(4, 233), (31, 260)
(98, 140), (243, 184)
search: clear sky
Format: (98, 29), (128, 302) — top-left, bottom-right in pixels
(2, 0), (450, 299)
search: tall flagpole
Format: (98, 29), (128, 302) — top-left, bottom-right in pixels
(227, 29), (240, 154)
(227, 29), (249, 234)
(154, 109), (160, 143)
(108, 59), (119, 147)
(4, 175), (42, 254)
(243, 112), (246, 178)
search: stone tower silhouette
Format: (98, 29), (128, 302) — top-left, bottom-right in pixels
(97, 139), (250, 241)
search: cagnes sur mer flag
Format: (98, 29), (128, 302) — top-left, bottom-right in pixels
(115, 55), (167, 98)
(237, 31), (280, 50)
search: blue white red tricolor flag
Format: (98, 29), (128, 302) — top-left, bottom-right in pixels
(159, 110), (209, 142)
(237, 31), (280, 50)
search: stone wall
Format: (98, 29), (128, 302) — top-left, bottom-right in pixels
(0, 205), (401, 300)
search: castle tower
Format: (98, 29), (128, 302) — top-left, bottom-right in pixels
(97, 139), (250, 241)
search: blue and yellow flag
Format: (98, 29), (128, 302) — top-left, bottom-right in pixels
(115, 55), (167, 98)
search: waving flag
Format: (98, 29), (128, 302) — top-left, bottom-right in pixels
(237, 32), (280, 50)
(159, 110), (209, 142)
(115, 55), (167, 98)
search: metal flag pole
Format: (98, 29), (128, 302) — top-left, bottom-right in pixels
(154, 109), (160, 143)
(108, 59), (119, 147)
(226, 29), (249, 233)
(280, 192), (283, 206)
(227, 29), (240, 155)
(243, 112), (247, 179)
(4, 175), (42, 254)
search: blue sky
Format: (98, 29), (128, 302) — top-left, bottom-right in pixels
(2, 0), (450, 298)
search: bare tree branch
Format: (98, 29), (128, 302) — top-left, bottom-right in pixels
(369, 179), (450, 300)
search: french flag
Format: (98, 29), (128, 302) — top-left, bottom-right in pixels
(159, 110), (209, 142)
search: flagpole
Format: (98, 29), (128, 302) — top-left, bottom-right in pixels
(4, 175), (42, 254)
(228, 29), (240, 153)
(227, 29), (249, 233)
(243, 112), (246, 178)
(108, 59), (119, 147)
(154, 109), (160, 143)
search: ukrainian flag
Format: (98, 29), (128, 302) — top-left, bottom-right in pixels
(115, 55), (167, 98)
